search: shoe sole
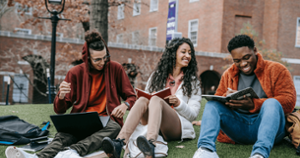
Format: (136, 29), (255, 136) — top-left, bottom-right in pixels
(136, 136), (154, 158)
(102, 138), (119, 158)
(5, 146), (26, 158)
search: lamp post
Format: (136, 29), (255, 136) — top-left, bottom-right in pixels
(39, 0), (70, 103)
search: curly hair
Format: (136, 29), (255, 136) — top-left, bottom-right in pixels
(148, 37), (199, 98)
(227, 34), (255, 53)
(84, 30), (106, 51)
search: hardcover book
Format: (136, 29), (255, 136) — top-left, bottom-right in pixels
(135, 87), (171, 104)
(202, 87), (259, 103)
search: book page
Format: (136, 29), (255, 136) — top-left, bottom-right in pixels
(228, 87), (259, 100)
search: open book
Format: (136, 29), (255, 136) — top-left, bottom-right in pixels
(202, 87), (259, 103)
(135, 87), (171, 104)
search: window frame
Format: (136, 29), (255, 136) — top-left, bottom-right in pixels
(15, 3), (32, 15)
(188, 19), (199, 47)
(295, 17), (300, 48)
(148, 27), (157, 46)
(133, 0), (141, 16)
(150, 0), (158, 12)
(116, 34), (123, 43)
(117, 4), (125, 20)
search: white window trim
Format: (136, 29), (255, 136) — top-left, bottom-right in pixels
(117, 4), (125, 20)
(15, 3), (32, 15)
(188, 19), (199, 47)
(296, 17), (300, 48)
(117, 34), (123, 43)
(148, 27), (157, 46)
(189, 0), (199, 2)
(15, 28), (32, 34)
(150, 0), (158, 12)
(133, 1), (141, 16)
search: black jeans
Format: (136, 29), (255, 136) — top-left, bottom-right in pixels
(37, 119), (121, 158)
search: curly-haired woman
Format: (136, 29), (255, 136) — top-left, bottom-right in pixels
(102, 37), (202, 158)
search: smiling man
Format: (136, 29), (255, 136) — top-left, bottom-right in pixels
(193, 35), (296, 158)
(5, 30), (136, 158)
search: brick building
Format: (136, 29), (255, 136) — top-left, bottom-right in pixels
(0, 0), (300, 104)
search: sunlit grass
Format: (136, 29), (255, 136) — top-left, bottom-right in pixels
(0, 101), (298, 158)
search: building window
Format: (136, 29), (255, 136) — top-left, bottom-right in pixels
(149, 27), (157, 46)
(188, 19), (199, 46)
(132, 31), (140, 45)
(150, 0), (158, 12)
(12, 74), (29, 103)
(15, 28), (32, 34)
(133, 0), (141, 16)
(15, 3), (32, 15)
(117, 34), (123, 43)
(189, 0), (199, 2)
(117, 4), (125, 20)
(296, 18), (300, 48)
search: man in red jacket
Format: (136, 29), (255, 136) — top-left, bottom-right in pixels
(5, 30), (136, 158)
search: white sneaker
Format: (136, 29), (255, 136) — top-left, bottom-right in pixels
(193, 147), (219, 158)
(54, 148), (82, 158)
(249, 154), (264, 158)
(5, 146), (38, 158)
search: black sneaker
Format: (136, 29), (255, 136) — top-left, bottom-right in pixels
(136, 136), (155, 158)
(102, 137), (124, 158)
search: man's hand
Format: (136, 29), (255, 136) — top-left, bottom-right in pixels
(164, 95), (180, 107)
(111, 103), (128, 118)
(225, 95), (254, 110)
(59, 81), (71, 100)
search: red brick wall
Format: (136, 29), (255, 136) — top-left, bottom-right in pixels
(221, 0), (265, 53)
(277, 0), (300, 58)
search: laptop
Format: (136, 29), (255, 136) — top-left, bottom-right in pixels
(50, 112), (106, 140)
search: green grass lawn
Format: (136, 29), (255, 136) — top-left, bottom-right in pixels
(0, 101), (298, 158)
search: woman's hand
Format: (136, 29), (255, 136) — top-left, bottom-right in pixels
(59, 81), (71, 100)
(164, 95), (181, 107)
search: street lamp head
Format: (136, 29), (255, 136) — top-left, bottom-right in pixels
(44, 0), (66, 14)
(48, 0), (62, 4)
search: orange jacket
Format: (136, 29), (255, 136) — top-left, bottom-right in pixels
(215, 53), (296, 144)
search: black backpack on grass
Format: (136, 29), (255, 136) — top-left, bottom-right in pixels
(0, 115), (49, 145)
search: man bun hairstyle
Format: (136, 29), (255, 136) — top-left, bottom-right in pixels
(85, 30), (105, 51)
(227, 34), (255, 53)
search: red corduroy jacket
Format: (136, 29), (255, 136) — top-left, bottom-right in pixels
(53, 43), (136, 127)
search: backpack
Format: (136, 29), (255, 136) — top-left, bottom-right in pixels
(0, 115), (49, 145)
(285, 109), (300, 155)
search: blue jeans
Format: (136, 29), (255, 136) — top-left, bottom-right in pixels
(197, 98), (286, 158)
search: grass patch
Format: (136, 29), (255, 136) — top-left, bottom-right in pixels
(0, 101), (298, 158)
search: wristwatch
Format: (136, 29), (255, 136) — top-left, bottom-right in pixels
(124, 101), (130, 109)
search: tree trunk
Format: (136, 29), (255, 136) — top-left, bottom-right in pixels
(90, 0), (109, 43)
